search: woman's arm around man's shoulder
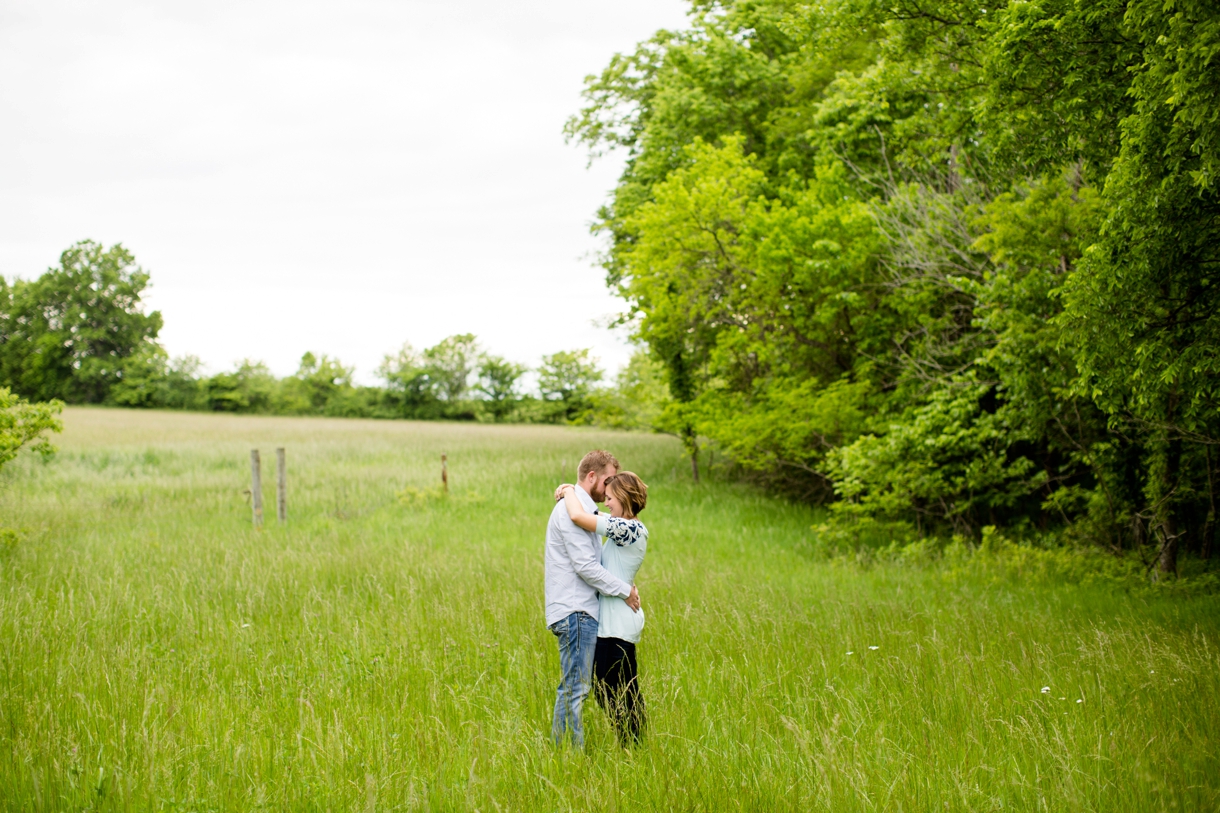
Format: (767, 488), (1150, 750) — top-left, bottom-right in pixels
(556, 484), (598, 532)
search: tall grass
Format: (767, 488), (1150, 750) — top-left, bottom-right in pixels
(1, 407), (1217, 810)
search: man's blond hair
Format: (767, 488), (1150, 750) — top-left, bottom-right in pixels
(578, 449), (619, 481)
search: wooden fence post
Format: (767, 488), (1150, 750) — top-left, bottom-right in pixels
(442, 453), (448, 493)
(250, 449), (264, 529)
(276, 447), (287, 523)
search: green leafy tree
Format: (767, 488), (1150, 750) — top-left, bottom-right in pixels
(609, 137), (880, 489)
(589, 348), (671, 431)
(377, 343), (440, 418)
(158, 356), (209, 410)
(831, 171), (1120, 534)
(423, 334), (481, 404)
(0, 387), (63, 471)
(1074, 0), (1219, 575)
(828, 381), (1042, 536)
(567, 0), (1220, 570)
(206, 361), (279, 413)
(476, 356), (526, 422)
(973, 0), (1220, 571)
(281, 352), (356, 414)
(0, 241), (163, 403)
(108, 350), (207, 410)
(538, 349), (603, 423)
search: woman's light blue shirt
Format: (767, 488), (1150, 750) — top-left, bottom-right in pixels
(596, 515), (648, 643)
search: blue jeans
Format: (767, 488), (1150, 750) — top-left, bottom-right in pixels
(549, 611), (599, 747)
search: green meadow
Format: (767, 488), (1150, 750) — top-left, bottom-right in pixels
(1, 407), (1217, 811)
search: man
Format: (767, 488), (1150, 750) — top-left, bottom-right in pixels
(545, 449), (640, 747)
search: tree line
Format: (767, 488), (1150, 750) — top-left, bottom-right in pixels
(566, 0), (1218, 574)
(0, 241), (669, 428)
(4, 0), (1216, 578)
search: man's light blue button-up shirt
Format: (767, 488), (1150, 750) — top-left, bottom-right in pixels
(544, 485), (632, 627)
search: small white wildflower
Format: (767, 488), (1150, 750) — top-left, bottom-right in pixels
(1150, 670), (1155, 674)
(1060, 697), (1066, 700)
(1041, 687), (1050, 694)
(869, 645), (879, 651)
(241, 623), (251, 628)
(846, 651), (854, 655)
(1076, 699), (1083, 704)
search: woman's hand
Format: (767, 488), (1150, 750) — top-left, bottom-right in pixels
(554, 483), (574, 502)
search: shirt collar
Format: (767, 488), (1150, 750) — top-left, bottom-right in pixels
(575, 484), (598, 511)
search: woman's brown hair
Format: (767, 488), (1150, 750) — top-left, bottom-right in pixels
(606, 471), (648, 519)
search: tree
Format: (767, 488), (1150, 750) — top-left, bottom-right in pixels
(975, 0), (1220, 572)
(589, 348), (671, 431)
(108, 349), (207, 410)
(604, 137), (880, 488)
(0, 241), (163, 403)
(158, 356), (208, 410)
(0, 387), (62, 472)
(378, 343), (440, 418)
(476, 356), (527, 422)
(566, 0), (1220, 563)
(1059, 93), (1220, 576)
(423, 334), (481, 403)
(538, 349), (603, 422)
(284, 352), (356, 414)
(206, 361), (279, 413)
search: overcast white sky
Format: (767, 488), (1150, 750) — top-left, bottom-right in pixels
(0, 0), (690, 383)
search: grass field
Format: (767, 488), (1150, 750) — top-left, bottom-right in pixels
(1, 407), (1218, 811)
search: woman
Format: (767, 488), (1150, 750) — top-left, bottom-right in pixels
(556, 472), (649, 745)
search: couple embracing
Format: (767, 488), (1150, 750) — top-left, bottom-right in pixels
(544, 449), (649, 748)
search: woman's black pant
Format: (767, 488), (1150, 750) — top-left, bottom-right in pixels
(592, 637), (645, 745)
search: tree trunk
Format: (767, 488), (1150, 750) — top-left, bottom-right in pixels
(686, 425), (699, 483)
(1155, 437), (1183, 579)
(1156, 516), (1179, 578)
(1204, 445), (1216, 561)
(1152, 379), (1183, 578)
